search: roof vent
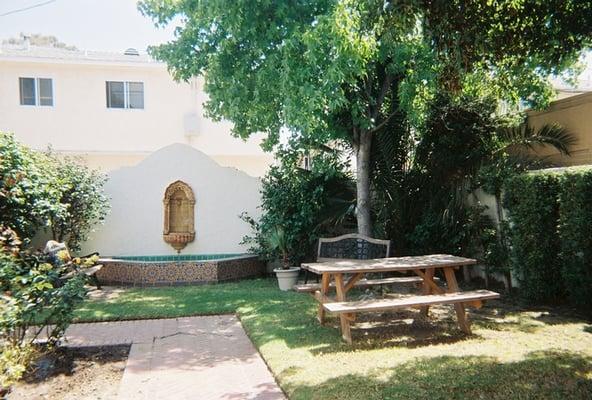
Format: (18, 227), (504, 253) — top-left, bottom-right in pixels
(124, 48), (139, 56)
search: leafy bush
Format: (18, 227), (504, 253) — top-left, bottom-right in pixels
(504, 168), (592, 309)
(0, 132), (109, 251)
(0, 227), (90, 346)
(557, 168), (592, 309)
(242, 147), (355, 264)
(0, 227), (91, 391)
(0, 132), (62, 242)
(0, 343), (36, 390)
(47, 154), (110, 252)
(373, 94), (500, 257)
(503, 172), (563, 303)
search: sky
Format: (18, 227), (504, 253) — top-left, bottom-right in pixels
(0, 0), (179, 52)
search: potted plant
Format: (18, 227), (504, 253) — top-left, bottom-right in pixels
(267, 226), (300, 290)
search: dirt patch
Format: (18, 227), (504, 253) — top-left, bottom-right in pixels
(7, 345), (129, 400)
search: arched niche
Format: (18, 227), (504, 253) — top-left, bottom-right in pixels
(163, 180), (195, 251)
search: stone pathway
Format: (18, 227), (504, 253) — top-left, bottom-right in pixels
(61, 316), (285, 400)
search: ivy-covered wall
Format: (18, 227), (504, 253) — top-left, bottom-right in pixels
(504, 167), (592, 309)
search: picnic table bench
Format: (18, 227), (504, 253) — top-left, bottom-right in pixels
(294, 275), (439, 293)
(301, 254), (500, 344)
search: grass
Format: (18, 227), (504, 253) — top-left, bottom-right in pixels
(74, 278), (592, 399)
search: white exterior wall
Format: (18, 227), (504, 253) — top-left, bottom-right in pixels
(81, 144), (261, 256)
(0, 56), (273, 176)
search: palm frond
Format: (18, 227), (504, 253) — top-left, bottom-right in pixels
(317, 176), (356, 227)
(498, 123), (577, 156)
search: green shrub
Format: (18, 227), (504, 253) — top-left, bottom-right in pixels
(0, 227), (89, 346)
(0, 343), (36, 390)
(0, 132), (63, 242)
(46, 154), (110, 252)
(0, 132), (109, 251)
(557, 168), (592, 309)
(242, 147), (355, 264)
(504, 167), (592, 308)
(503, 172), (563, 303)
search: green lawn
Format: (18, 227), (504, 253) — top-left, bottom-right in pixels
(75, 278), (592, 399)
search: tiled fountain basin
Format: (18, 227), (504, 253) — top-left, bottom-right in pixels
(96, 254), (265, 287)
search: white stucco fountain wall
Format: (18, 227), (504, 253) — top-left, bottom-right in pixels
(81, 143), (262, 256)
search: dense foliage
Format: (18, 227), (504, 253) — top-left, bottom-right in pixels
(242, 146), (354, 264)
(503, 173), (563, 303)
(0, 227), (93, 389)
(0, 133), (106, 389)
(504, 168), (592, 308)
(0, 132), (109, 251)
(47, 154), (109, 252)
(140, 0), (592, 235)
(557, 169), (592, 309)
(0, 132), (61, 242)
(372, 94), (499, 256)
(0, 228), (90, 345)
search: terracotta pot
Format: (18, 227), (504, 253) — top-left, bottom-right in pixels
(273, 267), (300, 291)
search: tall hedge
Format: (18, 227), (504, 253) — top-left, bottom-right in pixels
(504, 167), (592, 309)
(557, 169), (592, 309)
(503, 173), (563, 303)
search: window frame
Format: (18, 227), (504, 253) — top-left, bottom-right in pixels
(106, 81), (144, 110)
(37, 78), (54, 106)
(19, 77), (54, 107)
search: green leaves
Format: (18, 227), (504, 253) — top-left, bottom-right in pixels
(0, 132), (62, 242)
(424, 0), (592, 102)
(242, 144), (354, 264)
(503, 168), (592, 308)
(45, 153), (110, 252)
(0, 133), (109, 252)
(139, 0), (435, 144)
(0, 227), (90, 350)
(557, 169), (592, 310)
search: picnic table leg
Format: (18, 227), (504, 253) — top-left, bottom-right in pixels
(334, 273), (352, 344)
(317, 272), (331, 324)
(419, 268), (435, 317)
(443, 267), (471, 334)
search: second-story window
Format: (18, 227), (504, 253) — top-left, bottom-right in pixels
(19, 77), (53, 106)
(106, 81), (144, 109)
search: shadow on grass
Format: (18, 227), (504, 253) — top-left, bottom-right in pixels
(77, 279), (591, 354)
(239, 295), (484, 354)
(286, 350), (592, 400)
(469, 298), (591, 334)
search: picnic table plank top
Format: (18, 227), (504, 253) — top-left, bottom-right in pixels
(301, 254), (477, 274)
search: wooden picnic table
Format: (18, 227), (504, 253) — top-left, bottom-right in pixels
(301, 254), (499, 343)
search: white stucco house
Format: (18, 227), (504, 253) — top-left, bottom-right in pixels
(0, 42), (270, 258)
(0, 42), (273, 177)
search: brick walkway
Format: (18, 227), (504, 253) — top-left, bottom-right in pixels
(61, 316), (285, 400)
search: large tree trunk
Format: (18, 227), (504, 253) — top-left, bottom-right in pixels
(355, 130), (373, 236)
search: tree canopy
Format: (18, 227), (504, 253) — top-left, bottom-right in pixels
(140, 0), (592, 235)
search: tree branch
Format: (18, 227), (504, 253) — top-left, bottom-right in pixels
(368, 110), (399, 134)
(372, 70), (393, 120)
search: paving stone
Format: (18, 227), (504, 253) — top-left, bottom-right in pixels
(58, 315), (285, 400)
